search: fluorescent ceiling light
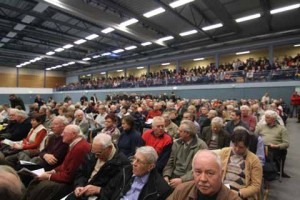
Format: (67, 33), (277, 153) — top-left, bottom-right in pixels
(125, 46), (137, 50)
(0, 43), (4, 47)
(169, 0), (194, 8)
(85, 34), (99, 40)
(33, 2), (48, 13)
(101, 52), (111, 56)
(7, 32), (17, 38)
(202, 23), (223, 31)
(93, 55), (101, 59)
(102, 27), (115, 34)
(235, 13), (261, 23)
(46, 51), (55, 55)
(120, 18), (138, 27)
(14, 23), (26, 31)
(24, 62), (30, 65)
(143, 7), (165, 18)
(270, 3), (300, 14)
(22, 15), (35, 24)
(236, 51), (250, 55)
(62, 63), (69, 66)
(141, 42), (152, 46)
(161, 63), (170, 65)
(137, 66), (144, 69)
(100, 72), (106, 75)
(117, 70), (123, 72)
(294, 44), (300, 47)
(82, 57), (91, 61)
(179, 29), (198, 36)
(16, 65), (22, 68)
(112, 49), (124, 53)
(1, 38), (10, 43)
(55, 65), (62, 68)
(74, 39), (86, 44)
(46, 68), (51, 71)
(68, 61), (75, 65)
(33, 57), (42, 61)
(63, 44), (74, 49)
(29, 59), (36, 63)
(193, 58), (204, 61)
(157, 36), (174, 42)
(54, 47), (65, 52)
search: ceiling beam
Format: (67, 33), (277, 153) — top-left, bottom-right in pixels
(260, 0), (273, 31)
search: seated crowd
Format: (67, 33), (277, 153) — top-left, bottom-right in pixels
(0, 92), (291, 200)
(56, 54), (300, 91)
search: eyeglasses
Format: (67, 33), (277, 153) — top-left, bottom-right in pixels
(92, 147), (108, 156)
(130, 156), (151, 165)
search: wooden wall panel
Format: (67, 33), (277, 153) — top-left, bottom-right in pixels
(0, 73), (17, 87)
(19, 74), (44, 88)
(46, 77), (66, 88)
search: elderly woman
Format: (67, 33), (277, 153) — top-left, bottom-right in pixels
(117, 115), (143, 157)
(201, 117), (231, 150)
(99, 114), (120, 144)
(72, 109), (90, 137)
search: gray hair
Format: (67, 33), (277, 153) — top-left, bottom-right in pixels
(180, 119), (197, 136)
(240, 105), (250, 111)
(162, 112), (171, 120)
(74, 109), (84, 117)
(67, 124), (81, 136)
(136, 146), (158, 164)
(211, 117), (223, 127)
(53, 116), (69, 126)
(233, 126), (250, 134)
(93, 133), (113, 148)
(192, 150), (222, 172)
(264, 110), (278, 119)
(15, 110), (28, 118)
(208, 110), (217, 117)
(152, 116), (165, 126)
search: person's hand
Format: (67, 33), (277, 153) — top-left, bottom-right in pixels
(37, 172), (51, 180)
(164, 177), (170, 184)
(169, 178), (182, 188)
(82, 185), (101, 196)
(269, 143), (280, 149)
(12, 143), (22, 149)
(74, 187), (85, 197)
(43, 154), (58, 165)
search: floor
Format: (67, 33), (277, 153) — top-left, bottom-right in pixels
(267, 118), (300, 200)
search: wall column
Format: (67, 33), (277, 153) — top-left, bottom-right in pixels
(124, 68), (127, 78)
(215, 53), (220, 68)
(16, 68), (19, 87)
(147, 65), (150, 75)
(44, 69), (46, 88)
(269, 45), (274, 66)
(176, 60), (180, 73)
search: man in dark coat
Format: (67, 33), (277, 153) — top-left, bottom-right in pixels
(98, 146), (172, 200)
(9, 94), (25, 111)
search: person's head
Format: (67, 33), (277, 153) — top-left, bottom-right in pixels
(61, 124), (81, 143)
(183, 112), (194, 121)
(121, 115), (134, 131)
(187, 105), (197, 114)
(51, 116), (69, 135)
(192, 150), (222, 196)
(151, 116), (165, 137)
(9, 94), (16, 100)
(200, 106), (209, 115)
(58, 106), (68, 116)
(30, 113), (45, 128)
(92, 134), (114, 161)
(230, 110), (241, 121)
(240, 105), (250, 117)
(8, 108), (18, 121)
(15, 109), (28, 123)
(207, 110), (217, 119)
(231, 127), (250, 155)
(162, 112), (171, 126)
(74, 109), (84, 121)
(264, 110), (277, 125)
(0, 165), (24, 200)
(98, 105), (107, 114)
(210, 117), (223, 133)
(132, 146), (157, 177)
(179, 120), (197, 142)
(104, 114), (117, 128)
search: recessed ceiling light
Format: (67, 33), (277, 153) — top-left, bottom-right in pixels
(1, 38), (10, 43)
(236, 51), (250, 55)
(100, 72), (106, 75)
(179, 29), (198, 36)
(141, 42), (152, 46)
(54, 48), (65, 52)
(102, 27), (115, 34)
(7, 32), (17, 38)
(125, 46), (137, 50)
(63, 44), (74, 49)
(74, 39), (86, 44)
(46, 51), (55, 55)
(169, 0), (194, 8)
(270, 3), (300, 14)
(85, 34), (99, 40)
(143, 7), (165, 18)
(235, 13), (261, 23)
(119, 18), (139, 27)
(161, 63), (170, 65)
(14, 23), (26, 31)
(33, 2), (48, 13)
(82, 57), (91, 61)
(202, 23), (223, 31)
(157, 36), (174, 42)
(112, 49), (124, 53)
(193, 58), (204, 61)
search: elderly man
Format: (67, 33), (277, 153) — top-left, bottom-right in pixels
(0, 165), (24, 200)
(255, 110), (290, 178)
(72, 109), (90, 137)
(142, 116), (173, 173)
(66, 134), (130, 200)
(24, 125), (90, 200)
(201, 117), (231, 150)
(240, 105), (257, 132)
(163, 120), (208, 188)
(201, 109), (218, 133)
(98, 146), (172, 200)
(162, 112), (179, 139)
(217, 128), (262, 200)
(167, 150), (240, 200)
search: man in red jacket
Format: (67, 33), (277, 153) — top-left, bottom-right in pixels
(24, 125), (91, 200)
(290, 91), (300, 120)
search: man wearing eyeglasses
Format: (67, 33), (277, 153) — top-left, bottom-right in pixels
(66, 133), (130, 200)
(98, 146), (172, 200)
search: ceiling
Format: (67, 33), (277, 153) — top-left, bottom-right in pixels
(0, 0), (300, 75)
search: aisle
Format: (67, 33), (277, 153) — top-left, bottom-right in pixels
(268, 118), (300, 200)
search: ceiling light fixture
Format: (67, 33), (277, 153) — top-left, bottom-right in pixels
(46, 51), (55, 55)
(294, 44), (300, 47)
(101, 52), (112, 56)
(62, 63), (69, 66)
(102, 27), (115, 34)
(202, 23), (223, 31)
(236, 51), (250, 55)
(14, 23), (26, 31)
(117, 70), (123, 72)
(67, 61), (75, 65)
(85, 34), (99, 40)
(7, 32), (17, 38)
(100, 72), (106, 75)
(112, 49), (124, 53)
(179, 29), (198, 36)
(157, 36), (174, 42)
(1, 38), (10, 43)
(270, 3), (300, 14)
(93, 55), (101, 59)
(74, 39), (86, 45)
(0, 43), (4, 47)
(137, 66), (144, 69)
(120, 18), (139, 27)
(235, 13), (261, 23)
(141, 42), (152, 46)
(143, 7), (165, 18)
(125, 46), (137, 50)
(46, 68), (51, 71)
(161, 63), (170, 65)
(82, 57), (91, 61)
(54, 47), (65, 52)
(22, 15), (35, 24)
(193, 58), (204, 61)
(169, 0), (194, 8)
(63, 44), (74, 49)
